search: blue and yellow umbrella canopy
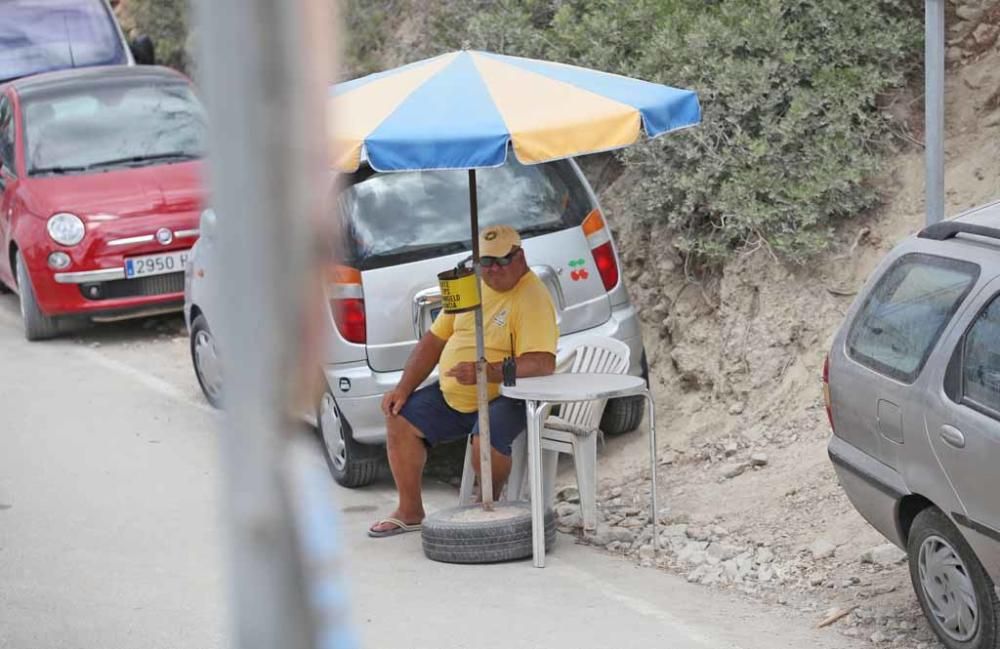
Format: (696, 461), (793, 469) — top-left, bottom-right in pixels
(330, 50), (701, 173)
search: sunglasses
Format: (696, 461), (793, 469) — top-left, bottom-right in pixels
(480, 249), (518, 268)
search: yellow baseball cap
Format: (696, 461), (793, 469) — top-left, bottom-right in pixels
(479, 224), (521, 258)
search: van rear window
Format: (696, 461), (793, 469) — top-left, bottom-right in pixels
(0, 0), (128, 84)
(847, 254), (979, 383)
(338, 157), (594, 271)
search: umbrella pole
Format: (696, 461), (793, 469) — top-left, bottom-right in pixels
(468, 169), (494, 509)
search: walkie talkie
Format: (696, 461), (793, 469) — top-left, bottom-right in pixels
(502, 333), (517, 386)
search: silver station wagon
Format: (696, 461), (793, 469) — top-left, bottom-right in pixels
(185, 156), (649, 487)
(826, 201), (1000, 649)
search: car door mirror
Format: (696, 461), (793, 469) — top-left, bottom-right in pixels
(130, 35), (156, 65)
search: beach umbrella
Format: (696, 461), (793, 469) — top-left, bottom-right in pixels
(330, 50), (700, 509)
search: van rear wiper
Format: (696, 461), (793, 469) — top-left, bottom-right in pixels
(517, 224), (563, 237)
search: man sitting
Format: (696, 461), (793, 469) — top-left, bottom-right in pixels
(369, 224), (558, 537)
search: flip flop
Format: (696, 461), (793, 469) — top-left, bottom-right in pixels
(368, 517), (422, 538)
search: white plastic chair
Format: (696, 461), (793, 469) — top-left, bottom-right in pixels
(458, 337), (631, 530)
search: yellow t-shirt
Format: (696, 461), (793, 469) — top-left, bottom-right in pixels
(431, 271), (558, 413)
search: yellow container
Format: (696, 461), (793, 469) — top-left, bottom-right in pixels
(437, 266), (480, 313)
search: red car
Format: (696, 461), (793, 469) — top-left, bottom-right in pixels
(0, 65), (206, 339)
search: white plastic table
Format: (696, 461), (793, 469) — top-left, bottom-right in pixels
(501, 373), (658, 568)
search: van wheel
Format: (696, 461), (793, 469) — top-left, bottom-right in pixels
(190, 314), (223, 408)
(15, 251), (61, 341)
(318, 391), (383, 488)
(601, 396), (644, 435)
(600, 349), (648, 435)
(907, 508), (999, 649)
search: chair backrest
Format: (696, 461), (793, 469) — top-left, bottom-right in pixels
(553, 337), (631, 431)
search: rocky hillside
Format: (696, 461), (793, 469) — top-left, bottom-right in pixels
(550, 3), (1000, 647)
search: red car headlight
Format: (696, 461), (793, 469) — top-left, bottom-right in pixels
(47, 213), (85, 246)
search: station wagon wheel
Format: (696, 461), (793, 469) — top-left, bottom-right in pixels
(907, 508), (1000, 649)
(189, 314), (223, 408)
(317, 391), (383, 488)
(920, 534), (978, 642)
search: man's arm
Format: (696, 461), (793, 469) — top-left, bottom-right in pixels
(382, 331), (447, 415)
(446, 351), (555, 385)
(398, 331), (447, 393)
(495, 351), (554, 381)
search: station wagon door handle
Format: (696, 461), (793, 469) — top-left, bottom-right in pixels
(940, 425), (966, 449)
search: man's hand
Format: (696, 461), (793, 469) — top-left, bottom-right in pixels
(446, 361), (479, 385)
(381, 386), (410, 417)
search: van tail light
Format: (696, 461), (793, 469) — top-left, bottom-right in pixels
(582, 209), (620, 291)
(823, 354), (834, 432)
(328, 265), (366, 344)
(332, 298), (366, 344)
(591, 242), (619, 291)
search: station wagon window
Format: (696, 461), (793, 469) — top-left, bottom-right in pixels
(338, 157), (594, 270)
(0, 96), (14, 174)
(847, 254), (979, 383)
(960, 295), (1000, 418)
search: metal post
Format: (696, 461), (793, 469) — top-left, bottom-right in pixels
(469, 169), (494, 507)
(193, 0), (336, 647)
(526, 399), (545, 567)
(926, 0), (946, 225)
(646, 392), (657, 557)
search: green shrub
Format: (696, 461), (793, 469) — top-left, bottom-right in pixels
(118, 0), (191, 73)
(341, 0), (402, 77)
(431, 0), (922, 264)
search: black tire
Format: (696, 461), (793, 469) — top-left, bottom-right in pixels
(189, 314), (223, 409)
(317, 391), (383, 488)
(601, 396), (645, 435)
(15, 251), (61, 341)
(422, 502), (556, 564)
(600, 349), (649, 435)
(907, 507), (999, 649)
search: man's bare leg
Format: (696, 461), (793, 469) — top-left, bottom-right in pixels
(470, 435), (513, 500)
(370, 414), (427, 533)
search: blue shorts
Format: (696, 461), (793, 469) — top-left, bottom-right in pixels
(399, 383), (526, 456)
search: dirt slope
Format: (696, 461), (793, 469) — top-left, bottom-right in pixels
(571, 18), (1000, 649)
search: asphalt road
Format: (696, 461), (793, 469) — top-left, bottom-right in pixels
(0, 296), (865, 649)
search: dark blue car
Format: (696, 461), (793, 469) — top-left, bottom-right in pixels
(0, 0), (151, 85)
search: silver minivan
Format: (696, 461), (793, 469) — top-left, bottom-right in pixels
(185, 156), (648, 487)
(826, 202), (1000, 649)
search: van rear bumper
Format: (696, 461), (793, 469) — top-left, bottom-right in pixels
(326, 301), (645, 445)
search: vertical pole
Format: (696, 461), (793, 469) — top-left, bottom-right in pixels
(469, 169), (494, 508)
(526, 400), (545, 567)
(646, 392), (658, 558)
(926, 0), (945, 225)
(194, 0), (335, 647)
